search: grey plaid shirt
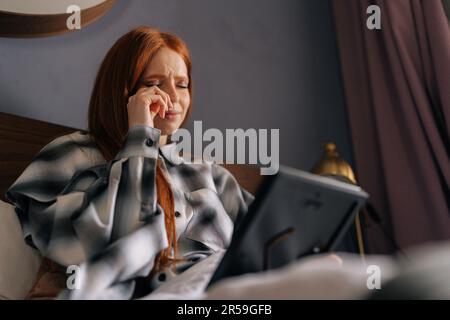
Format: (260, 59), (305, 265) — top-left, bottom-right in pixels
(5, 125), (254, 299)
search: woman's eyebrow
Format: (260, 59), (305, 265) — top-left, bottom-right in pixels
(144, 74), (189, 82)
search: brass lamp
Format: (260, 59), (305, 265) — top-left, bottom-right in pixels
(312, 142), (365, 258)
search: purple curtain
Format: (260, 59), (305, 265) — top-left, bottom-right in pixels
(332, 0), (450, 253)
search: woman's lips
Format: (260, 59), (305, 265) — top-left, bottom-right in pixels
(165, 111), (181, 119)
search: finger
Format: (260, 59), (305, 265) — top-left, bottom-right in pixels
(165, 93), (174, 110)
(149, 95), (166, 119)
(157, 91), (169, 115)
(145, 86), (167, 113)
(144, 87), (169, 115)
(141, 89), (164, 115)
(134, 86), (149, 97)
(138, 85), (160, 100)
(326, 254), (343, 266)
(168, 96), (174, 110)
(162, 91), (173, 111)
(150, 86), (167, 104)
(146, 95), (160, 116)
(149, 95), (163, 118)
(153, 86), (172, 111)
(159, 97), (166, 118)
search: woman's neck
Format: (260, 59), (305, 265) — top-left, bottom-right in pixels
(159, 135), (168, 146)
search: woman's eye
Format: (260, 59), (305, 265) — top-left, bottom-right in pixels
(177, 84), (189, 89)
(147, 83), (161, 87)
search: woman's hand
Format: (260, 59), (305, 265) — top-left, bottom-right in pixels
(322, 253), (343, 266)
(127, 85), (174, 129)
(303, 253), (344, 267)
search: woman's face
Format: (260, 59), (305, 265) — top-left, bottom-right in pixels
(138, 47), (191, 136)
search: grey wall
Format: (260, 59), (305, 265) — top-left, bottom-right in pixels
(0, 0), (353, 170)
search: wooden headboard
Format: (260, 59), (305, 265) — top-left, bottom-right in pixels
(0, 112), (263, 202)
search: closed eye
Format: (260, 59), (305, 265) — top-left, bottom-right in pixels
(146, 83), (161, 87)
(145, 82), (188, 89)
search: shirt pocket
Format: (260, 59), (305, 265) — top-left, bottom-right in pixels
(182, 188), (234, 252)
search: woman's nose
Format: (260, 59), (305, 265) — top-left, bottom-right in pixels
(166, 84), (179, 103)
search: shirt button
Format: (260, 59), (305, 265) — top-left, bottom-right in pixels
(145, 138), (154, 147)
(158, 273), (166, 282)
(175, 211), (181, 218)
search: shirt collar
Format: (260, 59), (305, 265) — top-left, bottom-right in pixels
(159, 142), (185, 165)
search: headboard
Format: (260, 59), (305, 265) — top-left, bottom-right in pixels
(0, 112), (264, 203)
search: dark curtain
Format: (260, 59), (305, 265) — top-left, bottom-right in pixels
(331, 0), (450, 253)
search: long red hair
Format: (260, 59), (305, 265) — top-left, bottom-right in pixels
(87, 26), (193, 274)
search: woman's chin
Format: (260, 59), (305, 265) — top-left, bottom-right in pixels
(155, 123), (179, 137)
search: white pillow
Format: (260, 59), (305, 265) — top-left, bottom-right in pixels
(0, 200), (42, 299)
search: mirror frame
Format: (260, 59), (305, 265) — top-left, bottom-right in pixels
(0, 0), (116, 38)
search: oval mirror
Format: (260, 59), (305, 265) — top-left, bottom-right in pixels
(0, 0), (116, 37)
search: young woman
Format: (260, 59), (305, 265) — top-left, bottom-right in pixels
(6, 26), (254, 299)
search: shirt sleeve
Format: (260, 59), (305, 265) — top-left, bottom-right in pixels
(5, 125), (168, 268)
(211, 164), (255, 226)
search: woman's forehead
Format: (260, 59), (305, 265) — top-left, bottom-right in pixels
(145, 47), (188, 78)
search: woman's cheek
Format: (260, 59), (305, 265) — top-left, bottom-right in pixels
(182, 95), (190, 110)
(181, 97), (190, 116)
